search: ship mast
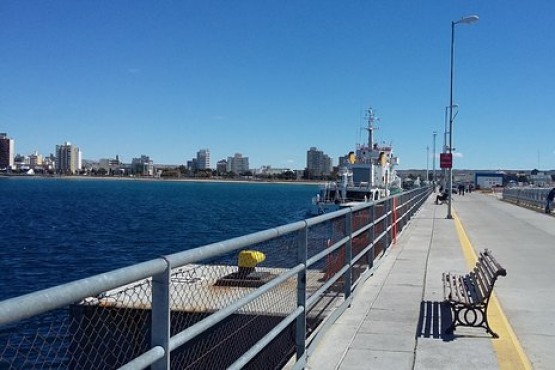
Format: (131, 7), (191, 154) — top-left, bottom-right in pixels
(365, 107), (379, 149)
(364, 107), (383, 189)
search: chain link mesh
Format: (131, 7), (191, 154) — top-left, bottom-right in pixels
(0, 190), (429, 369)
(0, 230), (338, 369)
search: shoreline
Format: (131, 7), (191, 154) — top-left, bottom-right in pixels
(0, 174), (323, 186)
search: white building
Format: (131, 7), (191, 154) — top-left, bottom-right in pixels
(131, 155), (154, 176)
(29, 151), (43, 168)
(227, 153), (249, 175)
(475, 172), (503, 189)
(196, 149), (211, 170)
(99, 155), (121, 171)
(55, 142), (82, 174)
(530, 172), (552, 187)
(255, 166), (291, 176)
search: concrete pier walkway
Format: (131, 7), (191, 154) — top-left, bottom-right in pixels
(306, 190), (554, 369)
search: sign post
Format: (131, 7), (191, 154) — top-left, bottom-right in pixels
(440, 153), (452, 169)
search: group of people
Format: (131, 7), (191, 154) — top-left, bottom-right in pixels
(457, 183), (473, 195)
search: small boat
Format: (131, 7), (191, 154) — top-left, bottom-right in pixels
(310, 107), (402, 215)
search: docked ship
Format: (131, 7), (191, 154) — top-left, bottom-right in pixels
(310, 107), (402, 215)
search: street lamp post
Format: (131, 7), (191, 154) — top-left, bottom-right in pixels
(443, 104), (457, 190)
(426, 146), (430, 184)
(444, 104), (458, 153)
(432, 131), (437, 190)
(447, 15), (479, 219)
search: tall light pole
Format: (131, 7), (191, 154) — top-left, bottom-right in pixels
(444, 104), (458, 154)
(426, 146), (430, 184)
(443, 104), (457, 190)
(447, 14), (479, 219)
(432, 131), (437, 190)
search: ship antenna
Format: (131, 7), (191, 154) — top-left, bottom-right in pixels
(365, 107), (380, 148)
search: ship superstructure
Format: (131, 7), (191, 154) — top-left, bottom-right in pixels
(310, 107), (401, 215)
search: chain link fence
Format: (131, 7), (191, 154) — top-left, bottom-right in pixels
(0, 187), (431, 369)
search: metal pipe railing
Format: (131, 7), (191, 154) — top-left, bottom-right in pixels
(503, 187), (551, 211)
(0, 186), (432, 370)
(0, 258), (168, 326)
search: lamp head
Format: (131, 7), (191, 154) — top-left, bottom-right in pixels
(455, 15), (479, 25)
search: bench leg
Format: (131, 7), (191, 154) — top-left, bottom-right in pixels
(484, 315), (499, 339)
(445, 302), (499, 338)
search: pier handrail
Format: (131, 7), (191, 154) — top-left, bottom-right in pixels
(0, 259), (168, 326)
(0, 186), (432, 370)
(502, 187), (551, 212)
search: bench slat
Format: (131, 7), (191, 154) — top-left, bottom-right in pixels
(480, 254), (496, 282)
(457, 275), (471, 303)
(443, 273), (465, 304)
(484, 251), (507, 277)
(443, 273), (458, 301)
(467, 272), (483, 303)
(474, 264), (490, 299)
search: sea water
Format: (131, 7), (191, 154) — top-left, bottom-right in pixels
(0, 177), (317, 301)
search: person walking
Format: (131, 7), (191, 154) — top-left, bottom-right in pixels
(545, 188), (555, 214)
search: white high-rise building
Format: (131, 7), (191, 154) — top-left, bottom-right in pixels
(196, 149), (211, 170)
(55, 142), (82, 174)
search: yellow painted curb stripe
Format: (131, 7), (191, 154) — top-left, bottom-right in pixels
(452, 212), (532, 370)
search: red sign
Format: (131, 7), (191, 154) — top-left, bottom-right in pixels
(440, 153), (452, 169)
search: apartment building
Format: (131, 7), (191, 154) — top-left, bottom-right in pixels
(0, 133), (14, 169)
(306, 147), (331, 179)
(55, 142), (82, 174)
(227, 153), (249, 174)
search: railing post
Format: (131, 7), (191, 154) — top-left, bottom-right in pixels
(151, 257), (171, 370)
(344, 211), (353, 299)
(391, 196), (398, 244)
(296, 222), (308, 362)
(384, 198), (391, 250)
(367, 205), (374, 269)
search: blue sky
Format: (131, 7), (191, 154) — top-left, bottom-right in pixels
(1, 1), (554, 171)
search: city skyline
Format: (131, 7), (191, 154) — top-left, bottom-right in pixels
(4, 132), (554, 174)
(2, 132), (325, 171)
(2, 2), (554, 171)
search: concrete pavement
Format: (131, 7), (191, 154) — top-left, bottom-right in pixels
(306, 190), (553, 369)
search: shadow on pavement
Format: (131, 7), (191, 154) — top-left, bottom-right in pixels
(416, 300), (455, 342)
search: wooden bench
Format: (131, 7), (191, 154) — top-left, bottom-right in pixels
(442, 249), (507, 337)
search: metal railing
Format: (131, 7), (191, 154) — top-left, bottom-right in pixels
(0, 186), (432, 370)
(502, 187), (551, 212)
